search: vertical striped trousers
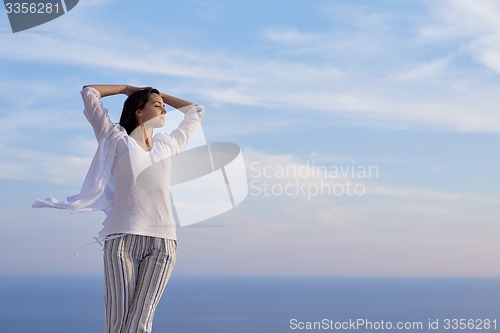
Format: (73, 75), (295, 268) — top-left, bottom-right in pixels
(103, 234), (177, 333)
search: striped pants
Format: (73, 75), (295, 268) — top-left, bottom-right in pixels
(103, 234), (177, 333)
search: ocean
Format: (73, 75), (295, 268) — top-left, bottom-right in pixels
(0, 276), (498, 333)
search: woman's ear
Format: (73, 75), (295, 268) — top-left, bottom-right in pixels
(135, 109), (143, 124)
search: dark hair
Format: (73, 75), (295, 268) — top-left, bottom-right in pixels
(119, 88), (160, 134)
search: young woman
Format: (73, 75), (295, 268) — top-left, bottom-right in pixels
(33, 84), (205, 333)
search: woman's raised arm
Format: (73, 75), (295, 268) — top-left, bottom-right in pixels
(160, 92), (196, 114)
(83, 84), (147, 97)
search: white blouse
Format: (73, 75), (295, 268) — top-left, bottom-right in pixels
(33, 87), (204, 240)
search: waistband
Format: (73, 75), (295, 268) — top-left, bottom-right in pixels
(75, 233), (127, 259)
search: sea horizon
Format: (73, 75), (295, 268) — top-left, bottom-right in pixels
(0, 275), (498, 333)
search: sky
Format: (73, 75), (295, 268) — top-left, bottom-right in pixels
(0, 0), (499, 277)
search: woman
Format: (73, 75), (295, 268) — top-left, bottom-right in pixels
(33, 84), (205, 333)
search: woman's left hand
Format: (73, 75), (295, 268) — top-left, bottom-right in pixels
(123, 85), (151, 96)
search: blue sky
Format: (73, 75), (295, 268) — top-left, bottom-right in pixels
(0, 0), (499, 277)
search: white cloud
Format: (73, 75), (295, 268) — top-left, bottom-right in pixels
(262, 27), (317, 45)
(4, 4), (500, 134)
(257, 2), (500, 133)
(390, 56), (451, 81)
(244, 148), (500, 204)
(421, 0), (500, 72)
(172, 148), (500, 276)
(188, 0), (222, 21)
(0, 145), (93, 185)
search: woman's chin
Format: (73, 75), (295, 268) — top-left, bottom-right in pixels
(145, 117), (165, 128)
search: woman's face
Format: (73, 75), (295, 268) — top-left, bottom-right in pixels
(137, 93), (166, 128)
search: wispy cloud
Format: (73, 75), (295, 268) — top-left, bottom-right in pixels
(390, 56), (452, 81)
(173, 147), (500, 276)
(0, 146), (92, 185)
(420, 0), (500, 72)
(258, 1), (500, 132)
(188, 0), (222, 21)
(3, 1), (500, 134)
(244, 148), (500, 205)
